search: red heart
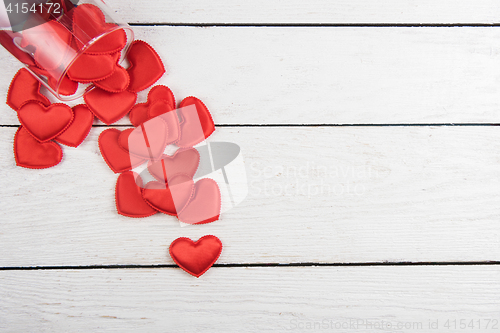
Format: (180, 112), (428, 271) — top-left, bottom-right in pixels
(21, 20), (72, 70)
(142, 175), (194, 215)
(18, 101), (74, 142)
(169, 235), (222, 278)
(148, 148), (200, 183)
(129, 85), (175, 127)
(94, 65), (130, 92)
(85, 87), (137, 125)
(71, 4), (127, 54)
(98, 128), (146, 173)
(126, 40), (165, 93)
(116, 171), (158, 218)
(125, 117), (169, 160)
(177, 97), (215, 148)
(48, 74), (78, 96)
(7, 69), (50, 110)
(56, 104), (94, 147)
(67, 53), (116, 82)
(14, 126), (62, 169)
(177, 178), (221, 225)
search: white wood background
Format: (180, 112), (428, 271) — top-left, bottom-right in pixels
(1, 1), (500, 332)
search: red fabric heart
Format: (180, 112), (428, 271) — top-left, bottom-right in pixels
(126, 40), (165, 93)
(169, 235), (223, 277)
(94, 65), (129, 92)
(21, 20), (72, 70)
(85, 87), (137, 125)
(17, 101), (73, 142)
(148, 148), (200, 183)
(125, 117), (169, 160)
(67, 53), (116, 82)
(116, 171), (158, 218)
(177, 97), (215, 148)
(14, 126), (62, 169)
(48, 74), (79, 96)
(129, 85), (175, 127)
(142, 175), (194, 215)
(72, 4), (127, 54)
(98, 128), (146, 173)
(177, 178), (221, 225)
(7, 68), (50, 110)
(56, 104), (94, 147)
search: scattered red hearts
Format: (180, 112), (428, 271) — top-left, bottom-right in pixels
(169, 235), (223, 278)
(6, 7), (224, 277)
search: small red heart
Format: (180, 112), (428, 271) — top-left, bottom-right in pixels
(177, 178), (221, 225)
(98, 128), (146, 173)
(48, 74), (79, 96)
(71, 4), (127, 54)
(148, 148), (200, 183)
(94, 65), (130, 92)
(169, 235), (222, 278)
(126, 117), (169, 160)
(7, 68), (50, 110)
(177, 97), (215, 148)
(142, 175), (194, 215)
(126, 40), (165, 93)
(129, 85), (175, 127)
(18, 101), (73, 142)
(14, 126), (62, 169)
(85, 87), (137, 125)
(21, 20), (72, 70)
(116, 171), (158, 218)
(67, 53), (116, 82)
(56, 104), (94, 147)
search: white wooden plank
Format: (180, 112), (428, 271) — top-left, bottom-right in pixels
(107, 0), (500, 25)
(0, 126), (499, 266)
(2, 27), (500, 125)
(0, 266), (498, 332)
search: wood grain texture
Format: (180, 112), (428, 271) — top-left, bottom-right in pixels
(1, 126), (499, 266)
(3, 27), (500, 125)
(0, 266), (498, 332)
(107, 0), (500, 24)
